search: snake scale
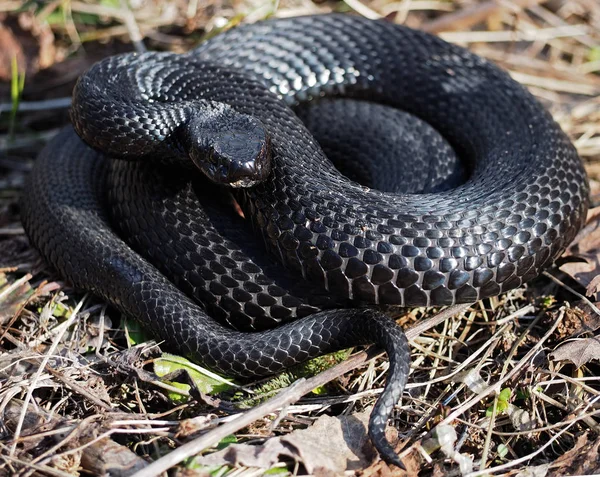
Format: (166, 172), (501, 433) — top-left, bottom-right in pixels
(21, 14), (589, 467)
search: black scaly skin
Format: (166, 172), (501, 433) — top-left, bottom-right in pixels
(69, 14), (589, 308)
(294, 99), (466, 194)
(21, 14), (588, 468)
(21, 129), (411, 467)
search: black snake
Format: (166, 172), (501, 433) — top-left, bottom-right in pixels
(21, 14), (589, 468)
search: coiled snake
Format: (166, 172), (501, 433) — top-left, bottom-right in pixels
(21, 14), (589, 467)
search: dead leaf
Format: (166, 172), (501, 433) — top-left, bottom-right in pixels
(81, 436), (149, 477)
(557, 303), (600, 339)
(560, 207), (600, 297)
(549, 336), (600, 368)
(0, 12), (56, 81)
(547, 432), (600, 476)
(195, 411), (375, 473)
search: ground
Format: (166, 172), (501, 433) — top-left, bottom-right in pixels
(0, 1), (599, 476)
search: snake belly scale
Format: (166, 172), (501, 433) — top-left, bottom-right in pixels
(21, 14), (588, 467)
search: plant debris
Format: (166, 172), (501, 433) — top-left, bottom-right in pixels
(550, 335), (600, 367)
(195, 411), (374, 474)
(1, 1), (599, 476)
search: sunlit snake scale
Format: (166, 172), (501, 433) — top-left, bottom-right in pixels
(21, 14), (588, 467)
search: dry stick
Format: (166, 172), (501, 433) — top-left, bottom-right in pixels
(542, 369), (600, 397)
(491, 409), (600, 436)
(406, 304), (471, 338)
(0, 227), (25, 235)
(78, 17), (177, 43)
(529, 4), (598, 48)
(437, 25), (591, 43)
(0, 98), (71, 114)
(508, 70), (600, 96)
(421, 0), (544, 34)
(129, 303), (472, 477)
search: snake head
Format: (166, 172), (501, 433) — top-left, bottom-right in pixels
(182, 103), (272, 188)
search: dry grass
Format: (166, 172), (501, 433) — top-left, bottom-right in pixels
(0, 1), (599, 476)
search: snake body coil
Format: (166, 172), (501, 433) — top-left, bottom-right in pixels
(21, 14), (588, 467)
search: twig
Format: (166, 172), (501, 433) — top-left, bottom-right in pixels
(0, 227), (25, 235)
(44, 366), (113, 411)
(439, 25), (591, 44)
(422, 0), (544, 34)
(406, 304), (471, 338)
(491, 409), (600, 436)
(380, 1), (454, 20)
(509, 71), (600, 96)
(27, 414), (101, 467)
(343, 0), (382, 19)
(120, 0), (146, 53)
(0, 98), (71, 115)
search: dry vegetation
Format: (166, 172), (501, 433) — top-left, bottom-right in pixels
(1, 0), (600, 475)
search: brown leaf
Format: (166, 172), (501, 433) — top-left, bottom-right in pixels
(196, 411), (375, 473)
(549, 336), (600, 368)
(0, 12), (56, 81)
(561, 207), (600, 297)
(82, 437), (149, 477)
(556, 303), (600, 339)
(548, 433), (600, 476)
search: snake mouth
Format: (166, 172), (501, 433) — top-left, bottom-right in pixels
(224, 136), (272, 188)
(184, 106), (272, 188)
(201, 133), (271, 188)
